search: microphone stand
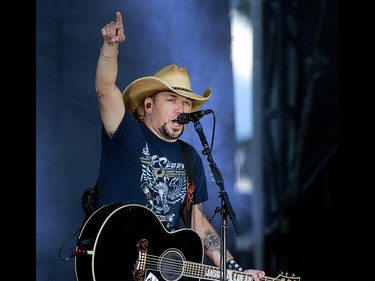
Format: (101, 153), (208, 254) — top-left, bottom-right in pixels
(192, 120), (242, 281)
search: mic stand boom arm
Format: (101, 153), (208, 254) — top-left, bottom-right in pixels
(192, 120), (242, 281)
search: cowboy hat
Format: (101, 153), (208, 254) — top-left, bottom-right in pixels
(122, 64), (212, 120)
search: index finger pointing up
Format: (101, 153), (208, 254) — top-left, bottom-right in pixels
(116, 11), (123, 25)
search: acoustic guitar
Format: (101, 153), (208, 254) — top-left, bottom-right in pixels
(75, 203), (300, 281)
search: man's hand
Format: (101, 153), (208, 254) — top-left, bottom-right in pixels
(243, 269), (265, 281)
(101, 11), (126, 45)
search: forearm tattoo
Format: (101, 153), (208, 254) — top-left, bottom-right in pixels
(197, 203), (221, 253)
(203, 230), (221, 254)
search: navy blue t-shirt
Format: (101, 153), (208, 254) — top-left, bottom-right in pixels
(96, 111), (208, 231)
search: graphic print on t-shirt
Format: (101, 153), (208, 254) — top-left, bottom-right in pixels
(139, 143), (186, 231)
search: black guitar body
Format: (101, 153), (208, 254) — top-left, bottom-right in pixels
(75, 204), (204, 281)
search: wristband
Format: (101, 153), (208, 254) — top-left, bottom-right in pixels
(226, 259), (243, 272)
(100, 47), (119, 58)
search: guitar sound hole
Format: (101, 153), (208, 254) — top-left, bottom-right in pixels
(159, 249), (184, 281)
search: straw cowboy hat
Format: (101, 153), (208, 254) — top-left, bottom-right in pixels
(122, 64), (212, 121)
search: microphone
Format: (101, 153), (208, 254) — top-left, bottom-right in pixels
(177, 109), (213, 124)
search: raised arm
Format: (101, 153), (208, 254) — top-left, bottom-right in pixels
(95, 11), (126, 137)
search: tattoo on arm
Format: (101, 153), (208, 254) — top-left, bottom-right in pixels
(197, 203), (220, 254)
(203, 230), (221, 254)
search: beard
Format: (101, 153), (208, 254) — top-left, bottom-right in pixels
(158, 122), (184, 140)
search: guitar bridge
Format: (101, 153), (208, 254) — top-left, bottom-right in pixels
(133, 239), (148, 281)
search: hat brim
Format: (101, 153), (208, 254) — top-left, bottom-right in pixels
(122, 76), (212, 120)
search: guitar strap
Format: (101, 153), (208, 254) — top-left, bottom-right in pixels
(81, 181), (98, 225)
(178, 139), (195, 229)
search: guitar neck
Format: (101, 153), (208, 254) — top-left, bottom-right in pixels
(144, 253), (299, 281)
(181, 261), (280, 281)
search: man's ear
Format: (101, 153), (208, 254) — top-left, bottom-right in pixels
(144, 97), (153, 114)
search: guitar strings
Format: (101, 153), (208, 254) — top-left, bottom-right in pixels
(145, 254), (185, 275)
(145, 254), (211, 278)
(143, 255), (288, 281)
(144, 254), (261, 280)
